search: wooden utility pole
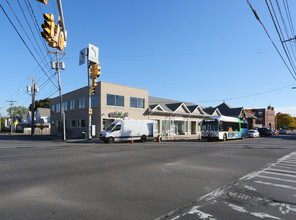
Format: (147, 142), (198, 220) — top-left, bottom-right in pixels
(49, 50), (66, 140)
(6, 100), (17, 134)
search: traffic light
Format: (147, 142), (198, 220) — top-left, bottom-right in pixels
(90, 63), (101, 95)
(41, 13), (55, 42)
(37, 0), (47, 4)
(91, 79), (97, 95)
(90, 63), (101, 79)
(57, 31), (65, 51)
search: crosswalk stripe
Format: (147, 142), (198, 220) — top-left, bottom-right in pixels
(278, 162), (296, 167)
(262, 170), (296, 178)
(265, 168), (296, 174)
(254, 180), (296, 190)
(257, 174), (296, 183)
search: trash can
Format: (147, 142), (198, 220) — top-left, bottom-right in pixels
(82, 132), (87, 139)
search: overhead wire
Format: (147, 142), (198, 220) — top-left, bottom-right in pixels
(0, 4), (59, 90)
(269, 0), (296, 73)
(24, 0), (54, 62)
(246, 0), (296, 81)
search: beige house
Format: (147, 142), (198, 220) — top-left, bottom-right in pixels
(50, 81), (210, 138)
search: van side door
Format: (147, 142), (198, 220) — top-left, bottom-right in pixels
(112, 124), (122, 141)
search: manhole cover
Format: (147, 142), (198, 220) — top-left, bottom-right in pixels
(227, 191), (253, 202)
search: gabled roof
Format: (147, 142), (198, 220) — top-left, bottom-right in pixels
(148, 96), (206, 116)
(215, 102), (256, 119)
(203, 108), (221, 116)
(215, 102), (233, 113)
(166, 103), (183, 112)
(188, 105), (206, 115)
(149, 104), (166, 112)
(37, 108), (50, 117)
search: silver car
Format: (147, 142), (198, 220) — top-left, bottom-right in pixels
(248, 130), (259, 138)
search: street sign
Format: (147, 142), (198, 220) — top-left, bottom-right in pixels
(79, 48), (86, 65)
(88, 44), (99, 64)
(14, 121), (18, 126)
(39, 124), (44, 130)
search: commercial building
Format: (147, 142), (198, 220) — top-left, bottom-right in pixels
(51, 82), (258, 139)
(50, 81), (210, 139)
(246, 106), (275, 129)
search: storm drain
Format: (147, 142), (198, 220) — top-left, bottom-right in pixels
(227, 191), (253, 202)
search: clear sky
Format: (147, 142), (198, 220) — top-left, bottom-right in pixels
(1, 0), (296, 117)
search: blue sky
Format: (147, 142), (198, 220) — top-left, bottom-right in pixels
(1, 0), (296, 117)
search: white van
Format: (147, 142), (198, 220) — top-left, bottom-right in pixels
(99, 119), (159, 143)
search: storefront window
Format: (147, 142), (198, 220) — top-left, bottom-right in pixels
(103, 119), (115, 130)
(191, 121), (196, 134)
(161, 120), (188, 135)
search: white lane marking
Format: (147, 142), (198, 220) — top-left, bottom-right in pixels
(244, 185), (257, 191)
(185, 206), (216, 219)
(227, 203), (283, 219)
(254, 180), (296, 190)
(240, 151), (296, 181)
(227, 203), (247, 213)
(262, 171), (296, 178)
(257, 174), (296, 183)
(240, 170), (263, 180)
(273, 165), (296, 170)
(282, 160), (296, 164)
(265, 168), (296, 175)
(278, 162), (296, 167)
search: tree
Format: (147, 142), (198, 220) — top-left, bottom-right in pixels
(6, 106), (28, 119)
(29, 98), (51, 109)
(276, 113), (296, 129)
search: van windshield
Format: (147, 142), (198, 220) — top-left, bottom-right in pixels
(106, 123), (116, 131)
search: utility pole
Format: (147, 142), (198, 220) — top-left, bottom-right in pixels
(28, 78), (39, 136)
(6, 100), (17, 134)
(49, 50), (66, 141)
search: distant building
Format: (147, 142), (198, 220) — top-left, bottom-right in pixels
(246, 106), (275, 130)
(203, 102), (256, 123)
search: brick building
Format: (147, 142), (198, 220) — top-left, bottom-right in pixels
(246, 106), (275, 129)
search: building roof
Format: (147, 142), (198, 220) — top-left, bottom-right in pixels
(148, 96), (206, 117)
(214, 102), (256, 119)
(37, 108), (50, 117)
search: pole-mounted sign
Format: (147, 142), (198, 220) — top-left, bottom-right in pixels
(79, 48), (86, 65)
(88, 43), (99, 64)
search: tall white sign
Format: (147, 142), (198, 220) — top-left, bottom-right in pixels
(88, 44), (99, 64)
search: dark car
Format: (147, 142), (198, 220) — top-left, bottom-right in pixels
(279, 129), (287, 134)
(258, 128), (272, 137)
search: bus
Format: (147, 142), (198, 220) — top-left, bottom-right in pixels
(201, 116), (248, 141)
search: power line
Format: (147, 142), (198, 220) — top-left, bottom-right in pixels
(246, 0), (296, 81)
(268, 0), (296, 75)
(0, 4), (59, 90)
(24, 0), (54, 62)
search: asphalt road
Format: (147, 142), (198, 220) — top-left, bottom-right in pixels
(0, 134), (295, 220)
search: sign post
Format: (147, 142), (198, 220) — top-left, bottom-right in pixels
(79, 44), (99, 139)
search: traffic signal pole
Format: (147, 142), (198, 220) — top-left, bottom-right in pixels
(87, 56), (92, 140)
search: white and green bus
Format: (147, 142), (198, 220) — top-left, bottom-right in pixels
(201, 116), (248, 141)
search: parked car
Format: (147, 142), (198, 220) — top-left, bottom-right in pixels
(248, 129), (259, 138)
(279, 129), (287, 134)
(258, 128), (272, 137)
